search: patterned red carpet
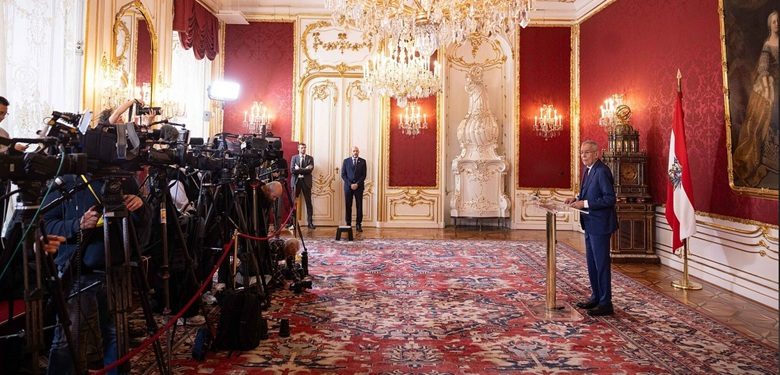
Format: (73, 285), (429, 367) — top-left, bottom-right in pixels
(142, 239), (777, 374)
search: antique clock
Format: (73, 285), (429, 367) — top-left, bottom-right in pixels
(601, 106), (658, 263)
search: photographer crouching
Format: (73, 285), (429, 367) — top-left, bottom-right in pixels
(43, 101), (152, 375)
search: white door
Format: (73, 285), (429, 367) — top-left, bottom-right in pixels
(301, 76), (379, 227)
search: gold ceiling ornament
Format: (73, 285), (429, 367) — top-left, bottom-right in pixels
(324, 0), (534, 56)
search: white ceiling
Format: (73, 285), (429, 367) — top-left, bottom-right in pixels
(200, 0), (609, 24)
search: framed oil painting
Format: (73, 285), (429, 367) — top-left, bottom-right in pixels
(719, 0), (779, 199)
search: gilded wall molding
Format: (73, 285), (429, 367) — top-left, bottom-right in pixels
(385, 188), (440, 222)
(300, 20), (367, 82)
(570, 24), (580, 192)
(311, 80), (338, 103)
(346, 80), (369, 105)
(446, 32), (506, 71)
(382, 94), (442, 190)
(312, 31), (371, 54)
(312, 172), (336, 196)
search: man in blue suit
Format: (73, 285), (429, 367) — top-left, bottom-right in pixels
(341, 146), (367, 232)
(565, 140), (618, 316)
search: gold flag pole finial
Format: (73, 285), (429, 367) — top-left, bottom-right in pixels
(676, 69), (682, 93)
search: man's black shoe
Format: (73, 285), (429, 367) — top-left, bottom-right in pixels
(575, 300), (598, 309)
(356, 224), (363, 232)
(587, 304), (614, 316)
(307, 223), (316, 229)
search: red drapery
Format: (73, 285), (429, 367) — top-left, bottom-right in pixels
(173, 0), (218, 60)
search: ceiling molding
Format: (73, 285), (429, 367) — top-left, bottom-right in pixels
(210, 0), (609, 22)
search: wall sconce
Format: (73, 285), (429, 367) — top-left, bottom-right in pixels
(398, 101), (428, 137)
(533, 104), (563, 140)
(599, 94), (625, 130)
(244, 101), (272, 134)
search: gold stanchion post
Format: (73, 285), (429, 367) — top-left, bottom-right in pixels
(671, 240), (702, 290)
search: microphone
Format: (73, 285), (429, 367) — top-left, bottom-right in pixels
(52, 111), (79, 121)
(150, 118), (186, 127)
(48, 176), (70, 196)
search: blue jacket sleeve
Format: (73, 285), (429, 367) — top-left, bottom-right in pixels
(42, 187), (81, 240)
(588, 167), (616, 210)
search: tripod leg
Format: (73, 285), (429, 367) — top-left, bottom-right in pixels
(282, 181), (309, 276)
(127, 220), (170, 375)
(40, 244), (83, 375)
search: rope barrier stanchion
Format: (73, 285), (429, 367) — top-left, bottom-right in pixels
(94, 238), (236, 375)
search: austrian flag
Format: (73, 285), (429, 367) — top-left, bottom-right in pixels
(665, 89), (696, 252)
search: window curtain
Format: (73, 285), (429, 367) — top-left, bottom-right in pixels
(173, 0), (218, 61)
(171, 32), (212, 139)
(0, 0), (84, 137)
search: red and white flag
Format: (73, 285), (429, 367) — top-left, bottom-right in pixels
(665, 89), (696, 252)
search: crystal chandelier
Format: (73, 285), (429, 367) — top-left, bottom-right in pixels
(100, 54), (129, 110)
(244, 101), (272, 134)
(599, 94), (624, 130)
(534, 104), (562, 140)
(363, 32), (441, 107)
(398, 101), (428, 136)
(325, 0), (534, 56)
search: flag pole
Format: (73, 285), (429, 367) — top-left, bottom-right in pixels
(670, 69), (702, 291)
(676, 68), (682, 93)
(672, 240), (702, 290)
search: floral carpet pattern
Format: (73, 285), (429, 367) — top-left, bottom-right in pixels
(146, 239), (777, 374)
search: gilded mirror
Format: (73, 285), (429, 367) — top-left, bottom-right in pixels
(113, 0), (157, 104)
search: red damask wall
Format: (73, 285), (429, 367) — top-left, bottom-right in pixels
(389, 96), (438, 187)
(580, 0), (777, 224)
(518, 27), (572, 188)
(136, 20), (152, 87)
(223, 22), (296, 163)
(224, 22), (295, 223)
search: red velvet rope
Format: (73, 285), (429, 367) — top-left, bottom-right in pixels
(94, 207), (297, 373)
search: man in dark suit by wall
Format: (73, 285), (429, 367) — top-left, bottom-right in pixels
(341, 145), (367, 232)
(291, 143), (315, 229)
(565, 140), (618, 316)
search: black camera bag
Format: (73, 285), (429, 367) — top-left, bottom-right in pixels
(213, 287), (263, 351)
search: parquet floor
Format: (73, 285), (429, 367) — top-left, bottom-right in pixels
(302, 226), (779, 349)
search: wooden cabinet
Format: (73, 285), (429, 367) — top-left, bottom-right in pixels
(602, 122), (658, 263)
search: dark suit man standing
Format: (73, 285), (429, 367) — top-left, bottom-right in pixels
(291, 143), (315, 229)
(341, 146), (366, 232)
(565, 140), (618, 316)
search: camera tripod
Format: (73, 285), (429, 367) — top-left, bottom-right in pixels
(282, 177), (309, 277)
(88, 171), (169, 375)
(1, 180), (81, 374)
(143, 166), (215, 363)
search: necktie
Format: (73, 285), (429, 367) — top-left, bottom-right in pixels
(353, 157), (357, 165)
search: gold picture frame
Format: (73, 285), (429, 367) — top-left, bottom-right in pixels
(719, 0), (779, 199)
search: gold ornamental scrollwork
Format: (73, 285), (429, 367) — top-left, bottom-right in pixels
(346, 80), (369, 105)
(447, 33), (507, 71)
(463, 196), (495, 212)
(312, 172), (335, 196)
(312, 80), (338, 104)
(399, 189), (432, 207)
(301, 20), (367, 81)
(460, 162), (498, 183)
(312, 31), (372, 54)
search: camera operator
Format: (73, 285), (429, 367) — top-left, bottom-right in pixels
(0, 96), (27, 154)
(42, 104), (152, 375)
